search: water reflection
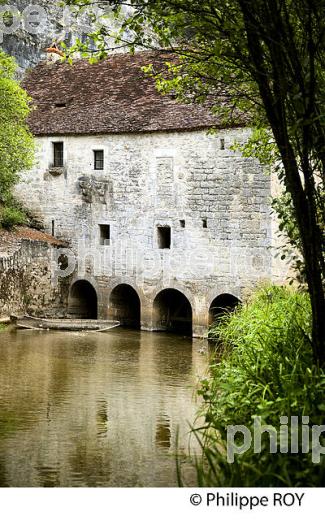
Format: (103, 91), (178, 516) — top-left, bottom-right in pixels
(96, 399), (109, 437)
(155, 414), (171, 450)
(0, 328), (208, 487)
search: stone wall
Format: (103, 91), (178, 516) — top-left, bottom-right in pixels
(0, 237), (70, 318)
(15, 127), (288, 335)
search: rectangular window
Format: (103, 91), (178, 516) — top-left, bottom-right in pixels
(53, 142), (64, 167)
(180, 220), (185, 228)
(94, 150), (104, 170)
(202, 218), (208, 228)
(157, 226), (171, 249)
(99, 224), (110, 245)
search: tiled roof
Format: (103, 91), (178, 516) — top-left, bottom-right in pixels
(23, 51), (227, 135)
(0, 227), (67, 254)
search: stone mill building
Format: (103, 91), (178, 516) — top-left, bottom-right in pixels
(16, 51), (287, 336)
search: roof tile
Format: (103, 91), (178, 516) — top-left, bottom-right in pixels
(23, 51), (224, 135)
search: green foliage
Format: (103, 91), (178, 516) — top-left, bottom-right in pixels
(0, 50), (34, 205)
(0, 205), (27, 229)
(272, 192), (306, 282)
(188, 286), (325, 486)
(232, 127), (277, 166)
(0, 50), (33, 228)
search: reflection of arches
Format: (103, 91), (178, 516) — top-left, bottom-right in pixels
(153, 289), (192, 335)
(68, 280), (98, 319)
(108, 284), (141, 329)
(209, 293), (240, 324)
(155, 414), (171, 450)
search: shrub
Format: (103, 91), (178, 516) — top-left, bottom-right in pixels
(0, 206), (27, 229)
(189, 286), (325, 486)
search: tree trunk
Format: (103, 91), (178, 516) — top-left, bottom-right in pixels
(240, 0), (325, 364)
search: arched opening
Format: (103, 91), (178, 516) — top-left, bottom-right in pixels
(108, 284), (141, 329)
(68, 280), (98, 319)
(209, 293), (240, 325)
(153, 289), (193, 336)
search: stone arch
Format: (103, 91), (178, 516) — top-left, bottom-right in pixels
(152, 282), (195, 310)
(153, 288), (193, 336)
(108, 283), (141, 329)
(68, 280), (98, 319)
(208, 293), (240, 325)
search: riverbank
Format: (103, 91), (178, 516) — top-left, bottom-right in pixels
(191, 286), (325, 486)
(0, 317), (10, 331)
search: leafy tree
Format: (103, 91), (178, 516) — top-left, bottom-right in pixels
(0, 49), (34, 226)
(64, 0), (325, 362)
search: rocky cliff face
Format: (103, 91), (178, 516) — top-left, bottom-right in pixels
(1, 1), (96, 72)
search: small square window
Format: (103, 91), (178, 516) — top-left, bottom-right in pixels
(53, 142), (64, 167)
(99, 224), (110, 245)
(157, 226), (171, 249)
(180, 220), (185, 228)
(94, 150), (104, 170)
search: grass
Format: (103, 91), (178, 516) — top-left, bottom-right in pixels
(186, 285), (325, 486)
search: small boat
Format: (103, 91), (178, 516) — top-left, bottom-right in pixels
(10, 315), (120, 332)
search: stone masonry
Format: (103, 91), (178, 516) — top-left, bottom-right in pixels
(0, 228), (71, 318)
(15, 127), (288, 336)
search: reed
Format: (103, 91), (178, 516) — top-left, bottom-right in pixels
(187, 286), (325, 486)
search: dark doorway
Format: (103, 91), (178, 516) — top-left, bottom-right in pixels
(153, 289), (192, 336)
(209, 293), (240, 325)
(68, 280), (98, 319)
(108, 284), (141, 329)
(157, 226), (171, 249)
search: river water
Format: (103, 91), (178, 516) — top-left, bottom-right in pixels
(0, 329), (208, 487)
